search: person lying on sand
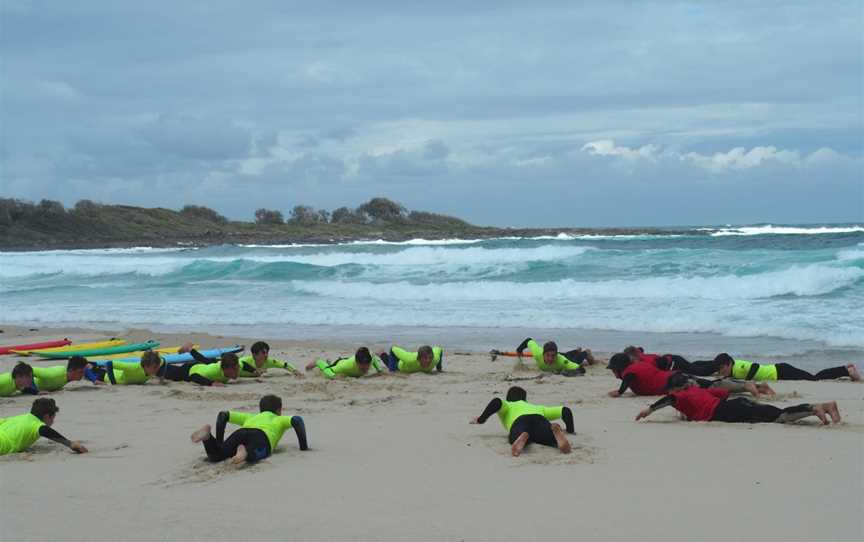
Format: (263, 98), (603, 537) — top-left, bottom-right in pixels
(86, 350), (163, 385)
(714, 353), (861, 382)
(305, 347), (385, 379)
(156, 348), (240, 387)
(623, 346), (720, 376)
(379, 345), (443, 373)
(0, 362), (34, 397)
(515, 338), (592, 375)
(0, 398), (87, 455)
(29, 356), (100, 392)
(238, 341), (302, 378)
(635, 373), (842, 425)
(470, 386), (574, 457)
(607, 353), (774, 397)
(190, 394), (308, 464)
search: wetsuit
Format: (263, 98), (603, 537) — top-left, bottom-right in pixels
(0, 413), (72, 455)
(615, 363), (716, 396)
(237, 355), (299, 378)
(157, 349), (228, 386)
(314, 355), (385, 379)
(31, 366), (70, 392)
(647, 387), (817, 423)
(729, 359), (851, 381)
(87, 361), (151, 385)
(516, 338), (585, 376)
(200, 410), (308, 463)
(476, 398), (574, 447)
(382, 346), (443, 373)
(639, 353), (719, 377)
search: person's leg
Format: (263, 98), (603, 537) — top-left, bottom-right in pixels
(380, 351), (399, 372)
(550, 424), (572, 454)
(666, 355), (692, 372)
(774, 363), (816, 381)
(812, 366), (852, 380)
(220, 429), (271, 464)
(687, 360), (721, 377)
(508, 416), (533, 457)
(562, 350), (589, 364)
(773, 404), (822, 424)
(711, 397), (783, 423)
(162, 363), (188, 382)
(509, 414), (562, 456)
(190, 424), (228, 461)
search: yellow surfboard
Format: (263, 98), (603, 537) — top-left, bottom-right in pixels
(12, 339), (127, 356)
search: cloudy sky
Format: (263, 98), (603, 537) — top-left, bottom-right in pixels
(1, 1), (861, 226)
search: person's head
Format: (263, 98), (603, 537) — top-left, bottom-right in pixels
(11, 362), (33, 390)
(664, 372), (692, 393)
(623, 346), (643, 361)
(355, 347), (372, 374)
(714, 353), (735, 377)
(259, 394), (283, 415)
(417, 345), (434, 368)
(31, 397), (59, 425)
(251, 341), (270, 367)
(505, 386), (527, 402)
(606, 353), (632, 376)
(140, 350), (163, 376)
(220, 353), (240, 379)
(542, 341), (558, 365)
(66, 356), (89, 382)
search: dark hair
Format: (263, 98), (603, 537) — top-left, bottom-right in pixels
(251, 341), (270, 356)
(714, 353), (734, 366)
(607, 353), (632, 373)
(67, 356), (88, 371)
(31, 397), (59, 420)
(355, 347), (372, 365)
(140, 350), (162, 368)
(12, 362), (33, 379)
(506, 386), (527, 402)
(542, 341), (558, 354)
(259, 394), (282, 414)
(417, 345), (434, 359)
(665, 372), (691, 391)
(220, 352), (239, 368)
(623, 346), (641, 358)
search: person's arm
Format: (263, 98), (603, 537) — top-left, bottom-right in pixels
(655, 355), (673, 370)
(240, 361), (259, 375)
(314, 359), (337, 379)
(636, 395), (676, 420)
(290, 416), (308, 450)
(215, 411), (230, 444)
(561, 406), (575, 433)
(38, 425), (87, 453)
(266, 358), (300, 374)
(745, 363), (761, 381)
(471, 398), (503, 424)
(515, 338), (533, 356)
(436, 352), (443, 372)
(609, 374), (635, 397)
(710, 379), (759, 398)
(188, 374), (215, 386)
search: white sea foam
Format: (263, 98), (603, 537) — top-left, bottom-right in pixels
(709, 225), (864, 236)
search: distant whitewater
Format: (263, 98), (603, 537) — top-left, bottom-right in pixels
(1, 224), (862, 355)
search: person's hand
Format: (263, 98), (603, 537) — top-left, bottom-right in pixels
(304, 361), (317, 371)
(635, 408), (651, 421)
(608, 390), (621, 397)
(469, 417), (479, 424)
(178, 341), (195, 354)
(744, 383), (761, 400)
(294, 372), (306, 379)
(758, 383), (776, 396)
(92, 379), (106, 386)
(211, 382), (226, 387)
(70, 441), (88, 454)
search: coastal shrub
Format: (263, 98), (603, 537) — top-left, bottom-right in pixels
(330, 206), (364, 224)
(289, 205), (325, 225)
(181, 204), (228, 224)
(254, 208), (284, 225)
(356, 197), (407, 224)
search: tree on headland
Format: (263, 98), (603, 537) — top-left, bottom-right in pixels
(181, 205), (228, 224)
(356, 197), (407, 223)
(330, 206), (364, 224)
(289, 205), (327, 225)
(254, 208), (284, 225)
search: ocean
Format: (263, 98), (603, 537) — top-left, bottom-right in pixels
(1, 224), (862, 368)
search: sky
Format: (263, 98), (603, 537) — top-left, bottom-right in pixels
(0, 1), (862, 227)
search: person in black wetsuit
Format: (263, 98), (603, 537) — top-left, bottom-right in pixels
(158, 348), (241, 387)
(190, 394), (308, 464)
(470, 386), (575, 457)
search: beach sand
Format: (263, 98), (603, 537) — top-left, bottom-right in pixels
(0, 324), (861, 542)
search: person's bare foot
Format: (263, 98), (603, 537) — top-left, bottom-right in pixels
(511, 432), (529, 457)
(812, 404), (829, 425)
(825, 401), (842, 423)
(190, 425), (211, 443)
(305, 360), (317, 371)
(231, 444), (248, 464)
(551, 424), (571, 454)
(846, 364), (861, 382)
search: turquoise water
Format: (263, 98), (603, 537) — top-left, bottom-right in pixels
(1, 224), (862, 360)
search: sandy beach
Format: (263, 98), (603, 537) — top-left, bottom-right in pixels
(0, 324), (861, 542)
